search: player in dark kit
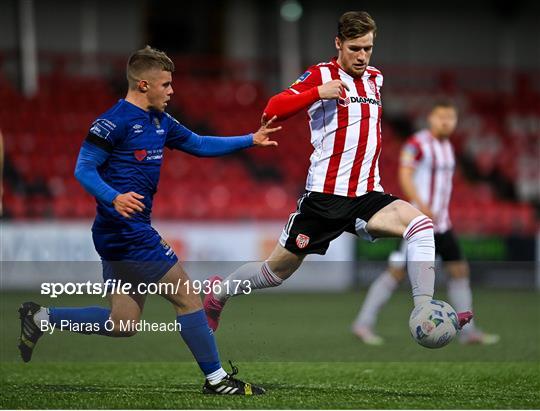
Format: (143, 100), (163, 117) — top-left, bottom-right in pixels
(18, 46), (280, 395)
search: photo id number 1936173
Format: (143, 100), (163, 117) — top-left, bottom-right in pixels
(184, 279), (251, 295)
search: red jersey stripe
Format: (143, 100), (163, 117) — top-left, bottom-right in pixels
(428, 137), (436, 209)
(366, 75), (382, 191)
(323, 68), (349, 194)
(347, 78), (370, 196)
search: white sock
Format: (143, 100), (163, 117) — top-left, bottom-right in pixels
(206, 367), (228, 385)
(403, 215), (435, 306)
(215, 261), (283, 302)
(33, 307), (50, 327)
(448, 277), (476, 329)
(355, 271), (399, 329)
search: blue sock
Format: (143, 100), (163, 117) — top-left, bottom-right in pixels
(49, 306), (111, 335)
(177, 310), (222, 375)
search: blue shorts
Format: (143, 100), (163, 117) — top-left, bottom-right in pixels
(92, 225), (178, 288)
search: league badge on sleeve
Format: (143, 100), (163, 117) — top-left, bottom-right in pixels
(89, 118), (116, 139)
(290, 71), (311, 87)
(401, 144), (419, 166)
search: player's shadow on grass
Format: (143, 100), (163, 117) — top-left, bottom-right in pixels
(21, 383), (201, 394)
(283, 384), (434, 398)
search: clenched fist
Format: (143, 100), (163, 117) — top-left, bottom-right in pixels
(317, 80), (350, 100)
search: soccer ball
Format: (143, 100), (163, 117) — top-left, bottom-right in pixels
(409, 300), (459, 348)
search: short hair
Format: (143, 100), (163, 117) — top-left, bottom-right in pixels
(126, 46), (175, 89)
(337, 11), (377, 41)
(431, 99), (458, 112)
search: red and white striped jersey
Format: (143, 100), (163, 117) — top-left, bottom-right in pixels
(400, 129), (456, 233)
(287, 59), (384, 197)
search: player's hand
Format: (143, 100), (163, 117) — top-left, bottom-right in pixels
(252, 114), (281, 147)
(317, 80), (350, 100)
(112, 192), (145, 218)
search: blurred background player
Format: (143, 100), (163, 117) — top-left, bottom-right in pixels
(204, 12), (473, 333)
(352, 101), (500, 345)
(17, 46), (280, 395)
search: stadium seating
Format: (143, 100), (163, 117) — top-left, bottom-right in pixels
(1, 58), (538, 235)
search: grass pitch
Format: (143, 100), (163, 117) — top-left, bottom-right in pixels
(1, 289), (539, 408)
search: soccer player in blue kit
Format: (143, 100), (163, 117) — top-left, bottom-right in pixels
(17, 46), (280, 395)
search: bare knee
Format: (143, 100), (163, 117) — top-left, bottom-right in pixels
(367, 200), (426, 238)
(266, 244), (305, 280)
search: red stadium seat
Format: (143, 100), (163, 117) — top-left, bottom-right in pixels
(2, 63), (538, 235)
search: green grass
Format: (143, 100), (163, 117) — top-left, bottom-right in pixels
(2, 362), (539, 409)
(1, 290), (539, 408)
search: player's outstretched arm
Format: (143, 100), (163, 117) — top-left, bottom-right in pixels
(166, 121), (278, 157)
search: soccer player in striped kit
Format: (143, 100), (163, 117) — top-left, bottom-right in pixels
(352, 101), (499, 345)
(204, 11), (474, 335)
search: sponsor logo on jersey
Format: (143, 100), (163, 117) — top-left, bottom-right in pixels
(134, 149), (147, 161)
(291, 71), (311, 87)
(296, 234), (310, 249)
(134, 149), (163, 161)
(338, 95), (381, 107)
(132, 124), (143, 134)
(147, 149), (163, 160)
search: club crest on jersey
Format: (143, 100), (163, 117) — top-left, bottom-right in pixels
(368, 78), (377, 94)
(291, 71), (311, 87)
(134, 149), (147, 161)
(296, 234), (310, 249)
(338, 95), (351, 107)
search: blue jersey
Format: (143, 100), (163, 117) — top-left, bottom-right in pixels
(81, 99), (253, 232)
